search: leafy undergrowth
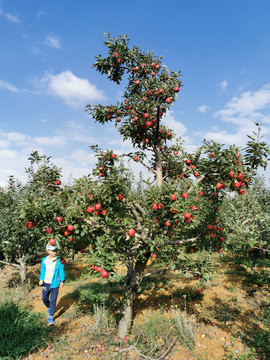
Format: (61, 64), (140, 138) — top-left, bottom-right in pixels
(0, 253), (269, 360)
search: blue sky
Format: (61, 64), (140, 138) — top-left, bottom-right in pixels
(0, 0), (270, 187)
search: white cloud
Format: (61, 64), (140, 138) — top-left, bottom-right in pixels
(70, 149), (96, 167)
(41, 70), (105, 107)
(45, 34), (61, 50)
(0, 139), (10, 148)
(218, 80), (228, 93)
(0, 79), (18, 92)
(198, 104), (210, 113)
(215, 84), (270, 125)
(0, 2), (19, 23)
(66, 121), (97, 143)
(6, 132), (31, 143)
(37, 10), (46, 17)
(202, 130), (246, 146)
(33, 135), (66, 148)
(163, 111), (187, 137)
(202, 84), (270, 149)
(0, 124), (100, 187)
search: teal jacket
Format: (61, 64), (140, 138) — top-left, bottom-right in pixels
(40, 256), (65, 288)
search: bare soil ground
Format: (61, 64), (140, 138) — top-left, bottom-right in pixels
(0, 255), (269, 360)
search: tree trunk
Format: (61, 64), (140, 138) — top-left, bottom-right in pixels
(251, 254), (257, 274)
(18, 258), (27, 286)
(155, 145), (163, 187)
(0, 257), (28, 291)
(118, 254), (150, 338)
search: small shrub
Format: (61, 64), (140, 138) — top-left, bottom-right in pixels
(71, 285), (109, 312)
(243, 270), (270, 288)
(132, 309), (196, 358)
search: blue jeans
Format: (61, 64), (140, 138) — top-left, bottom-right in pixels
(42, 283), (59, 317)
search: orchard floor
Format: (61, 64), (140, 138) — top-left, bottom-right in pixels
(1, 254), (269, 360)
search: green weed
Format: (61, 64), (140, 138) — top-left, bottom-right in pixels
(0, 301), (50, 359)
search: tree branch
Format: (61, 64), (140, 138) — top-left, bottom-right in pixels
(253, 246), (270, 253)
(143, 267), (168, 278)
(111, 334), (177, 360)
(0, 260), (20, 269)
(164, 234), (201, 246)
(119, 153), (157, 174)
(187, 171), (209, 193)
(134, 203), (146, 215)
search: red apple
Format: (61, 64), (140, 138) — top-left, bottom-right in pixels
(101, 209), (108, 216)
(158, 203), (164, 209)
(45, 227), (53, 234)
(95, 203), (102, 210)
(26, 221), (35, 228)
(87, 206), (94, 213)
(60, 259), (66, 264)
(49, 239), (55, 246)
(232, 181), (241, 188)
(55, 180), (61, 185)
(135, 80), (140, 85)
(184, 212), (191, 220)
(67, 225), (74, 232)
(237, 172), (244, 181)
(152, 203), (158, 210)
(118, 193), (124, 201)
(64, 231), (69, 237)
(173, 86), (180, 92)
(238, 188), (245, 195)
(171, 194), (177, 201)
(128, 229), (136, 237)
(143, 113), (149, 119)
(55, 216), (63, 222)
(166, 97), (172, 104)
(95, 266), (102, 272)
(101, 270), (109, 278)
(165, 221), (171, 227)
(182, 193), (189, 199)
(185, 159), (191, 165)
(216, 183), (225, 190)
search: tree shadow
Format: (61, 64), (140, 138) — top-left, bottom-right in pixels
(54, 293), (77, 319)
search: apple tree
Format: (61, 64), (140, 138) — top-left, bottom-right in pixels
(0, 175), (44, 286)
(82, 34), (270, 337)
(19, 34), (269, 337)
(219, 176), (270, 271)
